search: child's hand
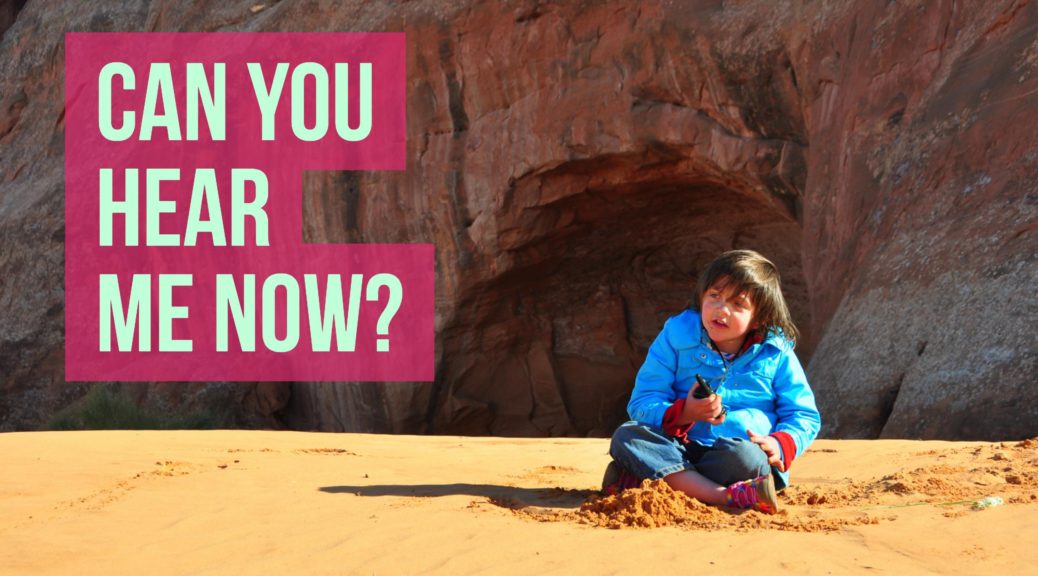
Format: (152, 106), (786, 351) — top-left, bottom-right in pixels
(747, 429), (786, 472)
(679, 383), (726, 425)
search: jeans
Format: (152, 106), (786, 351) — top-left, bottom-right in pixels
(609, 420), (785, 490)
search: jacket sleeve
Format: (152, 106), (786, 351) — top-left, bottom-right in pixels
(770, 348), (821, 462)
(627, 320), (680, 428)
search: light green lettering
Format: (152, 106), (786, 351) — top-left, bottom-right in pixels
(263, 273), (299, 353)
(98, 62), (135, 141)
(247, 62), (288, 141)
(99, 168), (139, 246)
(184, 168), (226, 246)
(146, 168), (180, 246)
(291, 62), (328, 141)
(231, 168), (269, 246)
(216, 274), (256, 352)
(186, 62), (226, 141)
(158, 274), (192, 352)
(305, 274), (361, 352)
(334, 63), (372, 142)
(366, 273), (402, 353)
(99, 274), (151, 352)
(140, 63), (182, 141)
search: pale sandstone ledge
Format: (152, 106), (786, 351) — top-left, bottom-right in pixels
(1, 430), (1036, 575)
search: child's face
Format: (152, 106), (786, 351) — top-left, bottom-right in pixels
(701, 280), (756, 354)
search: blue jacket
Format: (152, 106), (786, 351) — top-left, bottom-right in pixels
(627, 309), (821, 485)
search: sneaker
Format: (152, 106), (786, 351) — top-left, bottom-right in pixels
(600, 460), (640, 495)
(726, 474), (779, 514)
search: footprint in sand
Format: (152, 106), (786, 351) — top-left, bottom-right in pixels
(294, 448), (358, 456)
(60, 460), (198, 512)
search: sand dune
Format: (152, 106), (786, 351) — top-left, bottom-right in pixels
(2, 431), (1035, 575)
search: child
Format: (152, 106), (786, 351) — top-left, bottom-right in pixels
(603, 250), (821, 514)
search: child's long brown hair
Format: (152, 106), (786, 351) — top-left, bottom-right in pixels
(693, 250), (800, 345)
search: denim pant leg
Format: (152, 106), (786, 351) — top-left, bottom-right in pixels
(690, 437), (771, 487)
(609, 421), (692, 480)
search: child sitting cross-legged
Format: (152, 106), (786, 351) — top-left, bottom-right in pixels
(603, 250), (821, 514)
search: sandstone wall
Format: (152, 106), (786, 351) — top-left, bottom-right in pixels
(1, 0), (1034, 439)
(794, 0), (1038, 439)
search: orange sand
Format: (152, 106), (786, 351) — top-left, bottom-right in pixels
(2, 431), (1036, 575)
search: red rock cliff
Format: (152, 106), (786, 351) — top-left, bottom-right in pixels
(0, 0), (1034, 440)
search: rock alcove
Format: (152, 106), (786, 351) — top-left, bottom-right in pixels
(294, 147), (809, 436)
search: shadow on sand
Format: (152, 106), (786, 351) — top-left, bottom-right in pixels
(319, 483), (597, 509)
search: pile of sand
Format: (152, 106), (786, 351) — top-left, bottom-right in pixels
(574, 479), (880, 532)
(511, 438), (1038, 533)
(579, 479), (729, 529)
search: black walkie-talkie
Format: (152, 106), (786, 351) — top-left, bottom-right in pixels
(693, 374), (727, 418)
(692, 374), (715, 399)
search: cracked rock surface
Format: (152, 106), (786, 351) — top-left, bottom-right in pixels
(1, 1), (1035, 439)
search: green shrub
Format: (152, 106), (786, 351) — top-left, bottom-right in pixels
(46, 386), (223, 430)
